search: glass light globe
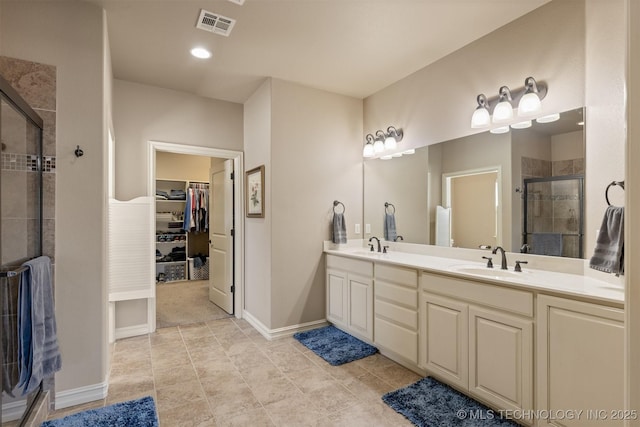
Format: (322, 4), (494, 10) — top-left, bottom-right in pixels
(373, 139), (385, 153)
(518, 92), (542, 116)
(384, 136), (397, 150)
(471, 107), (490, 128)
(492, 101), (514, 123)
(490, 126), (510, 134)
(363, 143), (374, 158)
(536, 113), (560, 123)
(511, 120), (532, 129)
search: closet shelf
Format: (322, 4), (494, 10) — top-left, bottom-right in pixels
(156, 260), (185, 265)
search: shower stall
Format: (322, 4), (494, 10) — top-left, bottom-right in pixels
(0, 75), (45, 424)
(522, 175), (584, 258)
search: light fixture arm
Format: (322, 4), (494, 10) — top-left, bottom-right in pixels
(365, 133), (375, 145)
(386, 126), (403, 142)
(479, 77), (548, 114)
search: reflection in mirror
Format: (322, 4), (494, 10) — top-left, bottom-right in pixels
(363, 108), (585, 258)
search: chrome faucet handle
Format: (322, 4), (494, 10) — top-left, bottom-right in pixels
(514, 260), (528, 272)
(383, 246), (389, 254)
(482, 256), (493, 268)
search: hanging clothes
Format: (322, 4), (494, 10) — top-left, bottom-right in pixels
(183, 183), (209, 233)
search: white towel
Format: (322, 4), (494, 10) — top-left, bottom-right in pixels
(590, 206), (624, 275)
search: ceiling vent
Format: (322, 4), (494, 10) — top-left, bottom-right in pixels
(227, 0), (245, 5)
(196, 9), (236, 37)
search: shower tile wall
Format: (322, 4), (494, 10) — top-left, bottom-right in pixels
(0, 56), (56, 264)
(522, 156), (583, 258)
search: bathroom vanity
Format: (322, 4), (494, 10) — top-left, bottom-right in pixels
(325, 243), (624, 426)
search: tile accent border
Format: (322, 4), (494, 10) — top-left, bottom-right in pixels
(1, 153), (56, 172)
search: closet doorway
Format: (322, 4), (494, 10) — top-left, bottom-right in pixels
(148, 141), (243, 331)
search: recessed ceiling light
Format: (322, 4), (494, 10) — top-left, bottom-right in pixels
(190, 47), (212, 59)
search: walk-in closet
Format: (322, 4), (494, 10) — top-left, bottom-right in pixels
(155, 152), (230, 328)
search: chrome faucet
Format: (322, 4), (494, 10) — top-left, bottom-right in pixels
(368, 236), (381, 253)
(492, 246), (508, 270)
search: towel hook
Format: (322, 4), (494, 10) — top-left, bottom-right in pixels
(605, 180), (625, 206)
(74, 145), (84, 158)
(385, 202), (395, 214)
(333, 200), (345, 214)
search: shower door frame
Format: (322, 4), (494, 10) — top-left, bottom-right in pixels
(522, 174), (585, 258)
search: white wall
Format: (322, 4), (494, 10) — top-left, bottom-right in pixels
(1, 1), (108, 393)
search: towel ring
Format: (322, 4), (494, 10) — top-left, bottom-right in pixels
(385, 202), (395, 214)
(605, 180), (625, 206)
(333, 200), (345, 214)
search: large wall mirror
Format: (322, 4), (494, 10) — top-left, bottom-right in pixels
(363, 107), (585, 258)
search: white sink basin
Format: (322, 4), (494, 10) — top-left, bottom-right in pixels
(449, 265), (527, 279)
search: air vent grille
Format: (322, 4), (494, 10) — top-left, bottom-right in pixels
(196, 9), (236, 37)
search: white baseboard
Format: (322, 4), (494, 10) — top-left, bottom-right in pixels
(2, 398), (28, 422)
(243, 311), (328, 340)
(114, 323), (150, 340)
(54, 381), (108, 410)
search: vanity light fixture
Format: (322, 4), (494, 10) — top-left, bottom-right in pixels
(470, 76), (548, 129)
(471, 94), (491, 128)
(536, 113), (560, 123)
(511, 120), (532, 129)
(363, 134), (375, 158)
(402, 149), (415, 155)
(490, 126), (510, 134)
(362, 126), (404, 158)
(492, 86), (514, 123)
(380, 155), (393, 160)
(517, 77), (543, 116)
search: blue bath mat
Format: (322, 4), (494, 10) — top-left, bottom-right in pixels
(382, 377), (519, 426)
(293, 325), (378, 366)
(41, 396), (158, 427)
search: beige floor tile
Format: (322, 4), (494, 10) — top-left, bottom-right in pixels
(237, 361), (285, 387)
(306, 382), (359, 413)
(231, 318), (254, 331)
(180, 322), (215, 340)
(249, 376), (303, 406)
(206, 383), (262, 418)
(110, 357), (153, 378)
(228, 345), (266, 368)
(157, 399), (215, 427)
(326, 401), (403, 427)
(156, 379), (206, 412)
(46, 399), (105, 420)
(189, 345), (229, 363)
(286, 365), (335, 393)
(264, 394), (326, 426)
(193, 357), (239, 379)
(150, 328), (184, 347)
(206, 318), (242, 335)
(106, 389), (156, 406)
(154, 363), (199, 388)
(199, 371), (246, 396)
(341, 372), (395, 402)
(183, 335), (222, 351)
(216, 407), (275, 427)
(151, 346), (191, 369)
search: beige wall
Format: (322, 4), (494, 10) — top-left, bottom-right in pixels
(243, 78), (363, 329)
(551, 130), (583, 161)
(451, 172), (498, 249)
(113, 79), (243, 201)
(270, 78), (363, 329)
(365, 0), (626, 263)
(156, 152), (210, 182)
(242, 79), (272, 327)
(111, 80), (243, 328)
(1, 1), (108, 393)
(364, 148), (429, 244)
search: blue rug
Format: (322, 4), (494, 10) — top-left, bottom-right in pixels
(382, 377), (519, 426)
(41, 396), (158, 427)
(293, 325), (378, 366)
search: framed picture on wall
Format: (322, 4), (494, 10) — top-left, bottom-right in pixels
(245, 165), (265, 218)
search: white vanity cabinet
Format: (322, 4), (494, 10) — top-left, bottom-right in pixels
(420, 272), (534, 417)
(326, 255), (374, 342)
(537, 295), (624, 427)
(373, 264), (419, 364)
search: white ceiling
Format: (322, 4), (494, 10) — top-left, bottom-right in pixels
(91, 0), (550, 104)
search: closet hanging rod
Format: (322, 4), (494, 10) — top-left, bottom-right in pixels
(605, 180), (625, 206)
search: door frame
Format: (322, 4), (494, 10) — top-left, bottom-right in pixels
(147, 140), (244, 332)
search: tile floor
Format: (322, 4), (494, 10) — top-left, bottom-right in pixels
(46, 318), (419, 426)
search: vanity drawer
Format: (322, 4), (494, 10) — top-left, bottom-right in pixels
(375, 281), (418, 309)
(375, 299), (418, 330)
(326, 255), (373, 277)
(375, 264), (418, 288)
(421, 272), (533, 317)
(374, 316), (418, 364)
